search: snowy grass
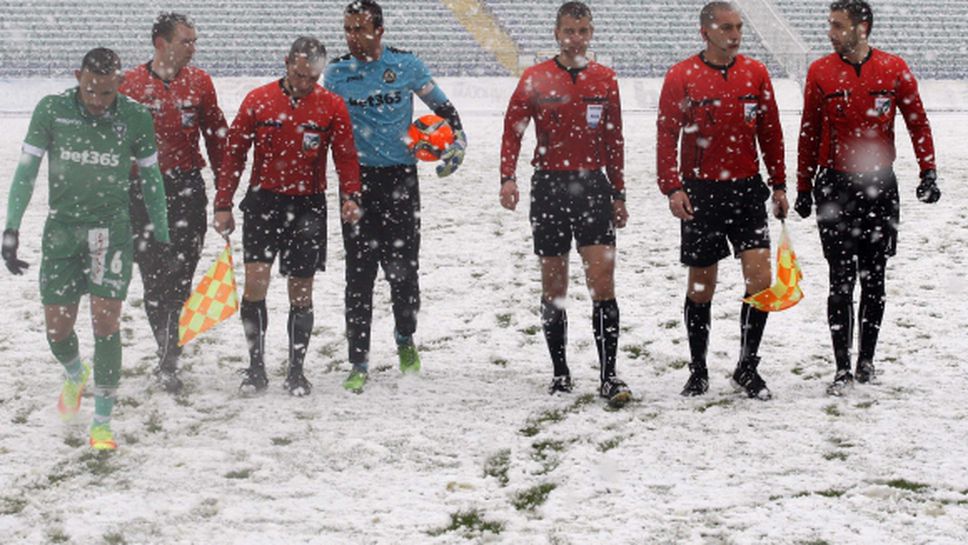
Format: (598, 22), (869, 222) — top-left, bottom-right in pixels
(1, 78), (967, 544)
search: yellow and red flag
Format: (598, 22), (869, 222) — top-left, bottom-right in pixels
(743, 223), (804, 312)
(178, 242), (239, 346)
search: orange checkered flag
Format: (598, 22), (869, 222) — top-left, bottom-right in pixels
(743, 222), (804, 312)
(178, 241), (239, 346)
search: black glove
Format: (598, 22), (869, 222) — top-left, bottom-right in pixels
(2, 229), (29, 275)
(916, 169), (941, 203)
(794, 191), (813, 219)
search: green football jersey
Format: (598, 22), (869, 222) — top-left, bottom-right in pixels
(21, 87), (158, 224)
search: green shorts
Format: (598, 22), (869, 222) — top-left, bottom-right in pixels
(39, 217), (134, 305)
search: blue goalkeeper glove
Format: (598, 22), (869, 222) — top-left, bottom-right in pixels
(436, 129), (466, 178)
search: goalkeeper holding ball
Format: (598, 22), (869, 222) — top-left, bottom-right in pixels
(324, 0), (467, 393)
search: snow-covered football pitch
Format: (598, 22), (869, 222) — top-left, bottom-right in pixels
(1, 77), (967, 544)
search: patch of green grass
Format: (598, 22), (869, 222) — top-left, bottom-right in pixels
(854, 400), (877, 409)
(145, 410), (163, 433)
(791, 366), (804, 375)
(483, 449), (511, 486)
(815, 488), (845, 498)
(496, 313), (512, 328)
(519, 408), (564, 437)
(491, 357), (508, 367)
(696, 398), (733, 413)
(0, 496), (27, 515)
(83, 452), (119, 477)
(47, 529), (70, 543)
(271, 437), (293, 446)
(823, 404), (841, 417)
(531, 440), (566, 462)
(512, 483), (557, 511)
(598, 436), (624, 452)
(823, 451), (848, 461)
(660, 319), (679, 329)
(224, 469), (252, 480)
(827, 437), (855, 449)
(427, 509), (504, 538)
(11, 407), (30, 424)
(64, 435), (85, 448)
(520, 325), (541, 336)
(886, 479), (930, 492)
(103, 532), (128, 545)
(669, 359), (689, 370)
(796, 540), (832, 545)
(622, 344), (649, 360)
(118, 397), (141, 408)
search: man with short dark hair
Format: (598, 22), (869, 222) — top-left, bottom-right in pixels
(325, 0), (467, 393)
(500, 1), (632, 407)
(3, 48), (170, 449)
(657, 1), (788, 400)
(213, 37), (362, 396)
(120, 12), (227, 394)
(795, 0), (939, 396)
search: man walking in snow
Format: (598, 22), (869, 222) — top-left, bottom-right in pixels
(121, 12), (227, 394)
(3, 48), (170, 449)
(656, 1), (788, 400)
(795, 0), (940, 396)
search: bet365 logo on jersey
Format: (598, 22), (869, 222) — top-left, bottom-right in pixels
(59, 149), (121, 167)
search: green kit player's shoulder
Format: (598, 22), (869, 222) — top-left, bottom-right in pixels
(115, 93), (152, 122)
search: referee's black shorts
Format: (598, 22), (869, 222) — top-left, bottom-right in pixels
(680, 175), (771, 267)
(239, 187), (327, 278)
(813, 167), (899, 262)
(529, 169), (616, 257)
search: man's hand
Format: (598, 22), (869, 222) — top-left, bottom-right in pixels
(436, 129), (467, 178)
(668, 190), (694, 221)
(500, 180), (519, 210)
(772, 189), (790, 220)
(341, 198), (362, 224)
(612, 200), (629, 228)
(794, 191), (813, 219)
(213, 210), (235, 236)
(2, 229), (29, 275)
(917, 169), (941, 203)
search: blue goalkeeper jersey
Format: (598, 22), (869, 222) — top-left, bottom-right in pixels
(324, 45), (435, 167)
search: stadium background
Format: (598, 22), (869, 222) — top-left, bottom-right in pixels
(1, 0), (966, 81)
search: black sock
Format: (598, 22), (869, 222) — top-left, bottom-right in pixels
(159, 306), (182, 372)
(684, 297), (711, 369)
(288, 305), (314, 375)
(858, 290), (885, 364)
(593, 299), (620, 382)
(827, 294), (854, 371)
(739, 297), (768, 362)
(241, 298), (268, 370)
(541, 299), (568, 377)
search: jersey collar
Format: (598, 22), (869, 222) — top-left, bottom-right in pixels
(838, 47), (874, 77)
(699, 51), (737, 80)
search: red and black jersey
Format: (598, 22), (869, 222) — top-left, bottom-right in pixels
(214, 80), (361, 210)
(797, 49), (935, 191)
(501, 58), (624, 193)
(120, 63), (227, 174)
(656, 53), (785, 195)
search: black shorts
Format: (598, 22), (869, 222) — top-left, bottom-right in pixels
(240, 187), (327, 278)
(814, 168), (899, 262)
(529, 170), (615, 257)
(680, 175), (771, 267)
